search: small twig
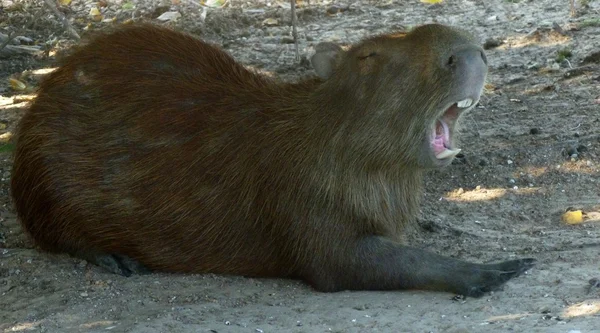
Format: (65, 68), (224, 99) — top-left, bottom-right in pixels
(290, 0), (300, 62)
(0, 45), (42, 59)
(564, 58), (573, 69)
(587, 278), (600, 294)
(569, 123), (581, 131)
(43, 0), (80, 40)
(0, 31), (16, 51)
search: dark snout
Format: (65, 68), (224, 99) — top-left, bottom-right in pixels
(447, 45), (488, 101)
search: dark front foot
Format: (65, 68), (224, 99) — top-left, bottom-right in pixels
(454, 258), (537, 297)
(303, 237), (536, 296)
(75, 251), (151, 276)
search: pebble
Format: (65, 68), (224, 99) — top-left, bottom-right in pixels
(483, 37), (503, 49)
(281, 37), (295, 44)
(156, 11), (181, 22)
(549, 63), (560, 70)
(566, 146), (578, 156)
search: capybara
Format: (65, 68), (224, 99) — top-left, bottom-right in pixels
(11, 23), (535, 297)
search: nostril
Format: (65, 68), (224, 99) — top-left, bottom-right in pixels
(480, 51), (488, 65)
(447, 55), (457, 67)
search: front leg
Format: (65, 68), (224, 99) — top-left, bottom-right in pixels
(303, 236), (535, 297)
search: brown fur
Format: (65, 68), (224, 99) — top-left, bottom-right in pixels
(11, 23), (534, 295)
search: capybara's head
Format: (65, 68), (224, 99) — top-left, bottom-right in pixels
(311, 24), (487, 169)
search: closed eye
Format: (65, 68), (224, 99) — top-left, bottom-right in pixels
(359, 52), (377, 60)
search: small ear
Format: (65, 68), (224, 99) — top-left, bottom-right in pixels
(311, 42), (343, 80)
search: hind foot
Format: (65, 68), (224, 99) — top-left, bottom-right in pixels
(76, 251), (151, 276)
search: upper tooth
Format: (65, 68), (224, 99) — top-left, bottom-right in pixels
(436, 148), (462, 160)
(457, 98), (473, 108)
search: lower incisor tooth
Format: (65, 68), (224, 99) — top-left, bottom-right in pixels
(436, 148), (462, 160)
(458, 99), (472, 108)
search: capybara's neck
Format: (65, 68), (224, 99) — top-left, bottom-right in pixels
(241, 77), (425, 229)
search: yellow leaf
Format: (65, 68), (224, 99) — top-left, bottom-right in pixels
(122, 2), (135, 10)
(205, 0), (225, 7)
(420, 0), (443, 3)
(89, 7), (103, 21)
(262, 18), (279, 26)
(59, 0), (72, 5)
(9, 78), (26, 91)
(562, 210), (584, 225)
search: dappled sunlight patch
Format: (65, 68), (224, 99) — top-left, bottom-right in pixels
(0, 96), (15, 107)
(485, 312), (533, 323)
(0, 101), (30, 111)
(0, 94), (37, 110)
(4, 321), (42, 332)
(520, 166), (548, 178)
(562, 299), (600, 318)
(557, 160), (599, 175)
(0, 132), (12, 143)
(444, 186), (543, 202)
(445, 187), (507, 202)
(30, 67), (57, 76)
(497, 29), (570, 50)
(80, 320), (118, 329)
(518, 163), (598, 181)
(584, 211), (600, 223)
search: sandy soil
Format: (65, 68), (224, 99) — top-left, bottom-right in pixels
(1, 0), (600, 332)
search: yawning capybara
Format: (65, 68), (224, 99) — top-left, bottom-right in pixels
(11, 23), (535, 297)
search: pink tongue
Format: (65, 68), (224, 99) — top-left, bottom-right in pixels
(432, 120), (449, 155)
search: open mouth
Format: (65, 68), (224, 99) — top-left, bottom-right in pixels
(430, 98), (475, 160)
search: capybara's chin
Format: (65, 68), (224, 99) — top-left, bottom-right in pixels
(11, 23), (535, 297)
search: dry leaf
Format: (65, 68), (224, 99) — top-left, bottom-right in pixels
(562, 210), (584, 225)
(205, 0), (226, 8)
(420, 0), (443, 3)
(59, 0), (72, 5)
(9, 78), (26, 91)
(89, 7), (103, 21)
(156, 11), (181, 22)
(262, 18), (279, 26)
(122, 2), (135, 10)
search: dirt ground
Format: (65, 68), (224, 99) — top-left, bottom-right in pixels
(1, 0), (600, 332)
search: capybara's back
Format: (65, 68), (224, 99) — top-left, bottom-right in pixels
(11, 25), (301, 277)
(13, 23), (535, 295)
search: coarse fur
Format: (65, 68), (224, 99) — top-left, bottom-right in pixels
(11, 23), (535, 296)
